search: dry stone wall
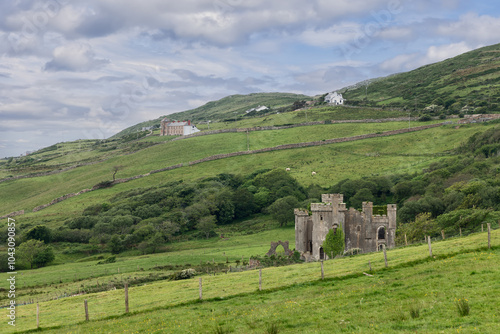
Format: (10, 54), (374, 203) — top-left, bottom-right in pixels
(10, 122), (444, 215)
(0, 210), (25, 220)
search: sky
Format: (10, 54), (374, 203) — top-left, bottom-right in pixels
(1, 0), (500, 158)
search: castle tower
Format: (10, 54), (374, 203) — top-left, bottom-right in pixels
(294, 209), (310, 254)
(387, 204), (397, 248)
(310, 203), (333, 260)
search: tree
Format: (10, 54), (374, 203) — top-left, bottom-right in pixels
(322, 226), (345, 259)
(350, 188), (375, 209)
(267, 196), (300, 226)
(33, 247), (55, 268)
(18, 239), (54, 269)
(196, 215), (217, 239)
(108, 235), (124, 254)
(112, 165), (125, 181)
(25, 225), (52, 243)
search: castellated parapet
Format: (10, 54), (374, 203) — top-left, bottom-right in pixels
(295, 194), (397, 261)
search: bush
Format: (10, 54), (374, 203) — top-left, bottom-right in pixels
(455, 298), (470, 316)
(97, 256), (116, 265)
(25, 225), (52, 243)
(170, 268), (196, 280)
(322, 227), (345, 258)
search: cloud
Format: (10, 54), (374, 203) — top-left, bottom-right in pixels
(378, 26), (413, 41)
(298, 23), (363, 47)
(437, 13), (500, 46)
(44, 43), (109, 72)
(379, 42), (472, 72)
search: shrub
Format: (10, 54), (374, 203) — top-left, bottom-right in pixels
(170, 268), (196, 280)
(265, 323), (280, 334)
(455, 298), (470, 316)
(212, 325), (231, 334)
(97, 256), (116, 265)
(25, 225), (52, 243)
(322, 226), (345, 258)
(409, 304), (420, 319)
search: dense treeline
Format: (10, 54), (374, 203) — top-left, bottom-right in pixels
(44, 169), (314, 256)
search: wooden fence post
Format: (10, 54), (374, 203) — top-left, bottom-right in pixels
(259, 269), (262, 291)
(441, 230), (445, 240)
(321, 260), (324, 280)
(383, 245), (388, 268)
(36, 303), (39, 328)
(460, 227), (462, 237)
(84, 300), (89, 321)
(405, 234), (408, 246)
(124, 283), (129, 313)
(199, 278), (203, 300)
(427, 236), (433, 257)
(487, 223), (491, 249)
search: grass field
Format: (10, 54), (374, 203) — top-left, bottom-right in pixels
(2, 122), (489, 234)
(0, 121), (447, 216)
(2, 229), (498, 333)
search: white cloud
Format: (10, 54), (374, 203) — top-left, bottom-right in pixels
(298, 23), (363, 47)
(425, 42), (471, 63)
(380, 42), (472, 72)
(437, 13), (500, 46)
(44, 42), (110, 72)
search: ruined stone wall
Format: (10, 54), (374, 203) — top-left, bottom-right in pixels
(0, 210), (25, 220)
(169, 117), (432, 142)
(8, 124), (427, 216)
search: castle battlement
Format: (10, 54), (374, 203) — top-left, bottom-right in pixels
(294, 209), (309, 216)
(310, 203), (332, 211)
(321, 193), (343, 204)
(295, 194), (397, 261)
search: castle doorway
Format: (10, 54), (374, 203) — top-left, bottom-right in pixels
(308, 240), (312, 253)
(378, 227), (386, 240)
(319, 247), (325, 260)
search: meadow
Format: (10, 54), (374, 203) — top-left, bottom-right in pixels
(2, 229), (498, 333)
(2, 122), (489, 237)
(0, 120), (447, 216)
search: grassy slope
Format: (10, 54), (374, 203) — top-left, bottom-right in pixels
(5, 230), (499, 333)
(0, 121), (446, 216)
(111, 92), (312, 138)
(4, 122), (490, 232)
(344, 43), (500, 109)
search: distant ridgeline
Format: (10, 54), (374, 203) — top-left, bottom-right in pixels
(342, 43), (500, 116)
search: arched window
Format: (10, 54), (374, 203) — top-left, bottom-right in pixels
(378, 227), (386, 240)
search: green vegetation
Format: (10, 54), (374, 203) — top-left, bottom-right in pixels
(322, 227), (345, 258)
(2, 230), (498, 333)
(343, 43), (500, 117)
(2, 44), (500, 332)
(111, 92), (312, 138)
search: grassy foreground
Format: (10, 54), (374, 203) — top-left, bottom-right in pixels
(4, 229), (499, 333)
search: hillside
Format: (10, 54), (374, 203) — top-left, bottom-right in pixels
(343, 43), (500, 115)
(2, 229), (498, 333)
(111, 92), (312, 138)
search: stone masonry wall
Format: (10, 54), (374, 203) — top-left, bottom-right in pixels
(8, 122), (444, 216)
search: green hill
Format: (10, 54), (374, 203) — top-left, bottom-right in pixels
(111, 92), (312, 138)
(343, 43), (500, 115)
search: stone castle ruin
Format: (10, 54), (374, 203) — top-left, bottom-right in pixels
(295, 194), (396, 261)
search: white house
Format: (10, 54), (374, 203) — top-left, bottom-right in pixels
(325, 92), (344, 105)
(245, 105), (269, 114)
